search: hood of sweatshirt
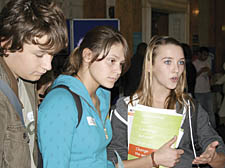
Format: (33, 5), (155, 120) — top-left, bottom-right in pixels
(51, 74), (111, 119)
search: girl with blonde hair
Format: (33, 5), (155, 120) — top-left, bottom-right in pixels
(108, 36), (225, 168)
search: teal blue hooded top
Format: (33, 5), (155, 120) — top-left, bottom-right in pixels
(38, 75), (114, 168)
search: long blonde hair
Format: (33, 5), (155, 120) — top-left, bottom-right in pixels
(131, 35), (192, 109)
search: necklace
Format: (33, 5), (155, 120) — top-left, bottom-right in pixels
(94, 96), (109, 140)
(104, 128), (108, 139)
(92, 96), (109, 140)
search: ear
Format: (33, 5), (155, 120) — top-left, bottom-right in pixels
(82, 48), (93, 63)
(0, 41), (6, 48)
(0, 40), (11, 55)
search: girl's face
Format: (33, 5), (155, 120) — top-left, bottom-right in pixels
(88, 43), (125, 89)
(152, 44), (185, 92)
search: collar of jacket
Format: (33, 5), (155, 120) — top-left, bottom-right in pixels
(0, 56), (19, 98)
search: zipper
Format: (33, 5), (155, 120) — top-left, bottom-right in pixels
(80, 96), (109, 140)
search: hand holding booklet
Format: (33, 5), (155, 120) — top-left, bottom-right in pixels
(127, 104), (184, 168)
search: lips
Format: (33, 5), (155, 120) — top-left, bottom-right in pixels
(35, 72), (46, 76)
(108, 77), (118, 82)
(170, 77), (178, 83)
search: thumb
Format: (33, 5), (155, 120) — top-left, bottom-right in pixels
(165, 136), (177, 147)
(209, 141), (219, 149)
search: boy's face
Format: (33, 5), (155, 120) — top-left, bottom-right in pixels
(3, 36), (53, 81)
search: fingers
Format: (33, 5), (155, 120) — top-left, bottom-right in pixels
(156, 136), (184, 167)
(155, 148), (184, 167)
(168, 150), (183, 167)
(166, 136), (177, 147)
(177, 149), (184, 155)
(192, 141), (218, 165)
(204, 141), (218, 156)
(209, 141), (219, 149)
(192, 155), (212, 165)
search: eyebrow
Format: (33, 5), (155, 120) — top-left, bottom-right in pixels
(161, 57), (172, 60)
(110, 54), (125, 61)
(36, 49), (55, 55)
(161, 57), (185, 60)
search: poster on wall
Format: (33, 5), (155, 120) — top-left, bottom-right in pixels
(71, 19), (120, 50)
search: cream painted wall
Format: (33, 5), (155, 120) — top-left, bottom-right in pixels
(142, 0), (189, 43)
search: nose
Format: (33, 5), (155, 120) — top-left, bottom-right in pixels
(114, 63), (122, 77)
(173, 62), (179, 73)
(42, 54), (53, 71)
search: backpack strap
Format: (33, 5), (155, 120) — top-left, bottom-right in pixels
(51, 85), (82, 128)
(0, 79), (25, 126)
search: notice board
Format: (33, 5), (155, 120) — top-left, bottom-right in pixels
(71, 19), (120, 50)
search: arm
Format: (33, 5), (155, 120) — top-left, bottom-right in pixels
(114, 136), (184, 168)
(107, 100), (129, 163)
(192, 141), (225, 168)
(108, 106), (154, 168)
(37, 88), (78, 168)
(196, 67), (210, 77)
(192, 104), (225, 167)
(209, 151), (225, 168)
(0, 94), (7, 166)
(107, 98), (184, 168)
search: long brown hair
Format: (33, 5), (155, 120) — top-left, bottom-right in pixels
(64, 26), (130, 76)
(131, 35), (192, 109)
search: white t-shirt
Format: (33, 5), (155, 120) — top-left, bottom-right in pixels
(18, 79), (36, 168)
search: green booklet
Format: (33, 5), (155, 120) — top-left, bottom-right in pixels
(128, 104), (184, 167)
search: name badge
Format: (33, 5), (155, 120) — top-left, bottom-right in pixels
(27, 111), (34, 122)
(87, 116), (96, 126)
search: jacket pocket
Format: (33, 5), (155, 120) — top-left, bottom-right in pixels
(3, 124), (31, 168)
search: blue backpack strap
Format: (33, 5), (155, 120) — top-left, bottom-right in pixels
(0, 79), (25, 126)
(51, 85), (83, 128)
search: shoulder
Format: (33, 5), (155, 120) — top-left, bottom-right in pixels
(38, 86), (79, 131)
(110, 96), (128, 121)
(111, 95), (139, 121)
(113, 96), (128, 112)
(43, 86), (76, 105)
(115, 94), (139, 107)
(0, 61), (10, 84)
(39, 86), (78, 116)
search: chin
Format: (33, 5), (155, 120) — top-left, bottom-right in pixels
(102, 82), (115, 89)
(171, 85), (178, 90)
(23, 76), (41, 82)
(167, 84), (177, 90)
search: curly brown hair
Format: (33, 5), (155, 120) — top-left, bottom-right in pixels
(0, 0), (68, 57)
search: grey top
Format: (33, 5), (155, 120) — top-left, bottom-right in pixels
(107, 97), (225, 168)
